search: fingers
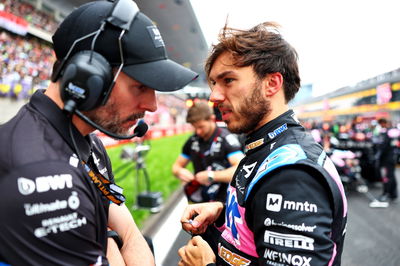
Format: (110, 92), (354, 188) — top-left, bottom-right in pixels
(178, 246), (186, 259)
(178, 168), (195, 183)
(181, 210), (206, 234)
(190, 235), (204, 246)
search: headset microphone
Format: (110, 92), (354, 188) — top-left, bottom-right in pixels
(75, 110), (148, 139)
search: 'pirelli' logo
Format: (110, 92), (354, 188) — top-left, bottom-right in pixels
(264, 230), (314, 250)
(218, 244), (251, 266)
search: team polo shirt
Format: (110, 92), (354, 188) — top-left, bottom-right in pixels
(181, 127), (243, 202)
(0, 90), (111, 265)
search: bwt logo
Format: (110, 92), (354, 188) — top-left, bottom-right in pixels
(18, 174), (73, 195)
(266, 193), (317, 213)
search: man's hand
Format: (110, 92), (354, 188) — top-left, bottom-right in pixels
(180, 201), (224, 234)
(178, 236), (216, 266)
(177, 168), (195, 183)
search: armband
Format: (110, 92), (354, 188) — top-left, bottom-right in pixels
(107, 230), (123, 250)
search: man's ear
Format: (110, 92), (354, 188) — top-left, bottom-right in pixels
(263, 72), (283, 97)
(210, 114), (216, 122)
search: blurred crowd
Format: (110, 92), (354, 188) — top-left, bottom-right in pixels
(0, 0), (58, 33)
(303, 117), (400, 187)
(0, 30), (54, 99)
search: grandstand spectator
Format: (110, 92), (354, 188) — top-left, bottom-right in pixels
(1, 0), (58, 33)
(0, 30), (54, 98)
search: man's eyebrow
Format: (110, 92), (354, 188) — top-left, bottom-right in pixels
(210, 71), (235, 82)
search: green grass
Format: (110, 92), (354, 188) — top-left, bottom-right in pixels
(106, 133), (192, 229)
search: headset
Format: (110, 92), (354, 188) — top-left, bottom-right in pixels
(51, 0), (139, 113)
(51, 0), (148, 140)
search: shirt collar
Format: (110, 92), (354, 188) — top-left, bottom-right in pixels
(29, 90), (92, 161)
(244, 110), (300, 152)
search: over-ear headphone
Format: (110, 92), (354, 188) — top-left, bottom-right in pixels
(51, 0), (139, 112)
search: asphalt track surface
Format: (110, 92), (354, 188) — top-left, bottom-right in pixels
(144, 170), (400, 266)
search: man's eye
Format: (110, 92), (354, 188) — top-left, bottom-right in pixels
(225, 78), (234, 84)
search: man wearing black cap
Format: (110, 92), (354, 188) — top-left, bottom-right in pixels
(0, 0), (197, 265)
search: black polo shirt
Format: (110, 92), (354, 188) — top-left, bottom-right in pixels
(181, 127), (243, 202)
(0, 90), (111, 265)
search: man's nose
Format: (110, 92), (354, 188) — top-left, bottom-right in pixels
(209, 86), (224, 104)
(140, 89), (157, 112)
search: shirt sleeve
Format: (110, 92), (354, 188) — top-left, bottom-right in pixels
(0, 160), (108, 265)
(222, 133), (244, 158)
(247, 166), (336, 265)
(181, 137), (192, 159)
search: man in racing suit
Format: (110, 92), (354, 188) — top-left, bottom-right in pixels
(178, 22), (347, 266)
(0, 0), (198, 265)
(172, 101), (244, 203)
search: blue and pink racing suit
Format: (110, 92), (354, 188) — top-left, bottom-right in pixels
(206, 110), (347, 266)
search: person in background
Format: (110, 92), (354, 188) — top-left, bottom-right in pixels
(178, 21), (347, 266)
(374, 118), (399, 203)
(0, 0), (197, 265)
(172, 101), (244, 203)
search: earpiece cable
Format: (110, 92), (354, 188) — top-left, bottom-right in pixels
(68, 116), (83, 161)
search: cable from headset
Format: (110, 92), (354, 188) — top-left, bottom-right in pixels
(68, 115), (83, 162)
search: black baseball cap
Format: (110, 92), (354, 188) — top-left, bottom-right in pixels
(52, 0), (198, 92)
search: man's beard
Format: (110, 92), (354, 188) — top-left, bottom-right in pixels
(226, 81), (271, 134)
(84, 100), (144, 137)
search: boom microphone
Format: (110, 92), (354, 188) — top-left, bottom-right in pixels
(75, 109), (148, 139)
(133, 121), (148, 137)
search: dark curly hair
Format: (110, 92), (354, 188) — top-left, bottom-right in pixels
(205, 22), (301, 103)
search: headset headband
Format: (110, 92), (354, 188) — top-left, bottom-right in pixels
(51, 0), (139, 83)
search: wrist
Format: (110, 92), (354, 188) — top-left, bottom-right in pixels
(207, 170), (215, 183)
(107, 230), (123, 250)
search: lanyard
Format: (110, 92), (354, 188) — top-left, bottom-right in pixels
(82, 161), (125, 205)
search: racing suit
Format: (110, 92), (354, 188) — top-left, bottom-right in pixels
(208, 110), (347, 266)
(0, 90), (112, 265)
(182, 127), (243, 202)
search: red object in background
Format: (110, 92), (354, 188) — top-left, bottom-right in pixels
(0, 11), (28, 35)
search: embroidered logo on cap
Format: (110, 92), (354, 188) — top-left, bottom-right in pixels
(147, 25), (165, 48)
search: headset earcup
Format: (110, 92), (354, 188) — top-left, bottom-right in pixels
(59, 50), (112, 111)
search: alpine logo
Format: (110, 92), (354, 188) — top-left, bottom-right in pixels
(264, 230), (315, 251)
(18, 174), (73, 195)
(266, 193), (318, 213)
(147, 25), (165, 48)
(242, 162), (257, 179)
